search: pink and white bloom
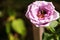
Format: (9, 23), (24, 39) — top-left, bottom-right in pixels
(25, 1), (59, 27)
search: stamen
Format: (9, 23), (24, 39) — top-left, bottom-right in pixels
(41, 10), (46, 14)
(41, 10), (44, 14)
(37, 10), (46, 18)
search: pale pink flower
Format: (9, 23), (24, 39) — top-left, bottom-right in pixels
(25, 1), (59, 27)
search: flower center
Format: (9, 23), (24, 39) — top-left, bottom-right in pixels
(37, 10), (46, 18)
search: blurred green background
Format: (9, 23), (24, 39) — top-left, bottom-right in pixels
(0, 0), (35, 40)
(0, 0), (60, 40)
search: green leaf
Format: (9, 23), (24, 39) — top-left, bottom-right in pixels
(43, 32), (54, 40)
(56, 35), (59, 40)
(9, 34), (15, 40)
(9, 33), (19, 40)
(11, 19), (26, 37)
(49, 21), (58, 28)
(47, 26), (55, 33)
(58, 18), (60, 23)
(46, 21), (58, 33)
(6, 22), (11, 34)
(0, 11), (3, 17)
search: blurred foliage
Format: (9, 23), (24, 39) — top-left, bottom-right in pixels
(46, 21), (58, 33)
(0, 0), (35, 39)
(9, 34), (15, 40)
(0, 11), (3, 17)
(12, 19), (26, 38)
(49, 21), (58, 28)
(4, 0), (34, 40)
(5, 8), (27, 40)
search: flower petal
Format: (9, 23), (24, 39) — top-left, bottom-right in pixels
(53, 10), (59, 20)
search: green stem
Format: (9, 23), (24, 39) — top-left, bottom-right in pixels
(56, 35), (59, 40)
